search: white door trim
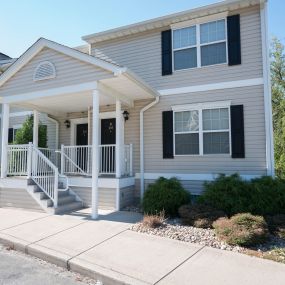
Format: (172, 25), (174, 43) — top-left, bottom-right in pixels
(70, 118), (88, 146)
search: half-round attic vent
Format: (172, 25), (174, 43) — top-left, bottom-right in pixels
(33, 61), (56, 81)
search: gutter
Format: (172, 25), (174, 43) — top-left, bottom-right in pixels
(140, 96), (160, 200)
(260, 0), (274, 176)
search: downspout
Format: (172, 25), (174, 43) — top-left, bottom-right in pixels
(47, 116), (59, 149)
(260, 0), (275, 176)
(140, 96), (160, 200)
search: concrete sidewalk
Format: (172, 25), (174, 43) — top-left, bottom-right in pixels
(0, 208), (284, 285)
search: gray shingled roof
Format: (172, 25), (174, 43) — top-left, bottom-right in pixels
(0, 53), (11, 61)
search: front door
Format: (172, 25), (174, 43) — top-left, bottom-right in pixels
(101, 118), (116, 173)
(76, 123), (88, 171)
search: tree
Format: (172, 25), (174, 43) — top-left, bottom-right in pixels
(14, 115), (47, 148)
(271, 38), (285, 177)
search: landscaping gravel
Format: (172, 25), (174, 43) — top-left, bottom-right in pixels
(131, 218), (285, 264)
(131, 219), (243, 252)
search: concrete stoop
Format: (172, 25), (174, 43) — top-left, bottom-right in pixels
(27, 184), (84, 214)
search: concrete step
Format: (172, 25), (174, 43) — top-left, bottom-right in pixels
(54, 201), (83, 214)
(58, 195), (76, 205)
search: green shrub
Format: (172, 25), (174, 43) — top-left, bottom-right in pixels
(199, 174), (251, 216)
(199, 174), (285, 216)
(213, 213), (269, 246)
(178, 204), (226, 228)
(142, 177), (190, 217)
(249, 176), (285, 216)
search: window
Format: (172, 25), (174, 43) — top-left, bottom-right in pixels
(173, 26), (197, 70)
(200, 20), (227, 66)
(173, 103), (230, 155)
(174, 111), (199, 155)
(173, 19), (227, 70)
(202, 108), (230, 154)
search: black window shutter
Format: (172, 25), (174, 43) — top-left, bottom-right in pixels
(162, 111), (174, 159)
(231, 105), (245, 158)
(161, 30), (173, 76)
(227, 15), (241, 66)
(8, 128), (14, 143)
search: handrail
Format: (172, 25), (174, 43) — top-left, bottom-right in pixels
(31, 144), (60, 207)
(7, 144), (30, 176)
(55, 150), (88, 176)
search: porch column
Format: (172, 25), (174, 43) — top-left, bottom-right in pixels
(91, 89), (100, 219)
(33, 110), (39, 147)
(1, 103), (10, 178)
(116, 99), (122, 178)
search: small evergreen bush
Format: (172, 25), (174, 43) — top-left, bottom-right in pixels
(199, 174), (285, 216)
(213, 213), (269, 246)
(142, 177), (190, 217)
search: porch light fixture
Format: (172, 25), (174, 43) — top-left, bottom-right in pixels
(123, 110), (129, 122)
(64, 120), (71, 128)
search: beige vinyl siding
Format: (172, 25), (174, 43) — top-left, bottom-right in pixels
(92, 5), (262, 91)
(70, 186), (116, 209)
(55, 85), (266, 176)
(143, 85), (266, 175)
(0, 47), (113, 97)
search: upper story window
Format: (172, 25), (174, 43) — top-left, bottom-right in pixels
(173, 19), (227, 71)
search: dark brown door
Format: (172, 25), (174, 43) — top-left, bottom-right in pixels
(76, 123), (88, 171)
(101, 119), (116, 173)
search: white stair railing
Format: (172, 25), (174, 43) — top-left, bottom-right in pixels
(7, 144), (30, 176)
(31, 145), (59, 207)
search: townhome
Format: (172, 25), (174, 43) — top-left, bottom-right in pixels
(0, 0), (273, 218)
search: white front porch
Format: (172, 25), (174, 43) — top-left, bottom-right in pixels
(0, 38), (158, 218)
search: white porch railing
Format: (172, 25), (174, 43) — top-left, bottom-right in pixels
(61, 144), (133, 177)
(7, 144), (30, 176)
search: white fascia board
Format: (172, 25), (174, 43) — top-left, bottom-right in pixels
(122, 68), (160, 98)
(172, 100), (231, 112)
(82, 0), (260, 44)
(2, 81), (98, 104)
(0, 38), (122, 88)
(171, 11), (228, 29)
(135, 172), (262, 181)
(159, 78), (264, 96)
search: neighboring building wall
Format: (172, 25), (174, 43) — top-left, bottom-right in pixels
(92, 6), (262, 91)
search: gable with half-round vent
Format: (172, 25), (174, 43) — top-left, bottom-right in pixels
(33, 61), (56, 81)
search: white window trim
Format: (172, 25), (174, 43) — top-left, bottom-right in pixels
(172, 101), (231, 157)
(172, 17), (228, 72)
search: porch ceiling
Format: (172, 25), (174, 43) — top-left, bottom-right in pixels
(17, 91), (115, 115)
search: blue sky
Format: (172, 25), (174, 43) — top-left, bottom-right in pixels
(1, 0), (284, 58)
